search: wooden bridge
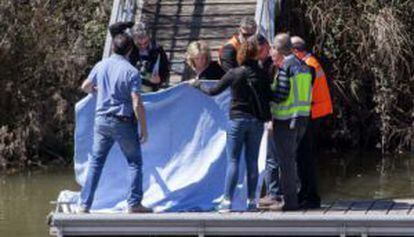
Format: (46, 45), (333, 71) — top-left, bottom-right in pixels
(49, 199), (414, 236)
(103, 0), (258, 82)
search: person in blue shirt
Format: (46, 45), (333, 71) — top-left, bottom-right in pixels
(78, 33), (151, 213)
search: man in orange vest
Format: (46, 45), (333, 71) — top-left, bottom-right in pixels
(291, 36), (333, 209)
(218, 16), (257, 72)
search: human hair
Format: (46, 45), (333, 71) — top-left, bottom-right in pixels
(291, 36), (307, 51)
(112, 33), (133, 56)
(131, 22), (149, 39)
(273, 33), (292, 55)
(237, 40), (258, 65)
(239, 16), (257, 31)
(185, 41), (211, 70)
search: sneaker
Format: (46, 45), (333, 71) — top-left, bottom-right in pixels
(216, 198), (231, 213)
(258, 195), (282, 209)
(76, 205), (90, 214)
(127, 204), (153, 213)
(247, 199), (258, 212)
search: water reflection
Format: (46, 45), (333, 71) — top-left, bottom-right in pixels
(0, 168), (79, 237)
(319, 153), (414, 201)
(0, 154), (413, 237)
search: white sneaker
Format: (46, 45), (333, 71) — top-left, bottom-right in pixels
(216, 198), (231, 213)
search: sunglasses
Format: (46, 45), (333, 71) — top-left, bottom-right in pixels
(241, 31), (255, 38)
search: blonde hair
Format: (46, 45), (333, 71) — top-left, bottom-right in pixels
(185, 41), (211, 70)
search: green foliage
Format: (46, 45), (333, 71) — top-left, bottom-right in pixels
(0, 0), (111, 170)
(286, 0), (414, 153)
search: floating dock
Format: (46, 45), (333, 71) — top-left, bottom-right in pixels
(49, 199), (414, 236)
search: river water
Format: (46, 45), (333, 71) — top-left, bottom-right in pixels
(0, 153), (413, 237)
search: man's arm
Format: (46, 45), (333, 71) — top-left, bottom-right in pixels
(131, 92), (148, 143)
(81, 64), (99, 93)
(271, 67), (290, 103)
(80, 79), (96, 93)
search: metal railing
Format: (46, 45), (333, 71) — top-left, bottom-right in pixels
(102, 0), (142, 59)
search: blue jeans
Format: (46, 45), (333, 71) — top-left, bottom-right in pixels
(80, 115), (143, 209)
(223, 117), (264, 201)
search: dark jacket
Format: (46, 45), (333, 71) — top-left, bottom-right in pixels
(129, 41), (170, 91)
(183, 61), (225, 81)
(218, 35), (240, 72)
(109, 21), (170, 92)
(195, 60), (273, 122)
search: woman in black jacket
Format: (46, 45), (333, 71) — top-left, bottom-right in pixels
(184, 40), (225, 81)
(190, 39), (273, 212)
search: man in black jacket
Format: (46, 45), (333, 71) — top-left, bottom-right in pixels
(109, 21), (170, 92)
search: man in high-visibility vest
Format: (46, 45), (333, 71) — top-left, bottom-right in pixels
(218, 16), (257, 72)
(291, 36), (333, 209)
(266, 33), (313, 211)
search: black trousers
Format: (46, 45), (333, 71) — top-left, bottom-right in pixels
(297, 118), (322, 205)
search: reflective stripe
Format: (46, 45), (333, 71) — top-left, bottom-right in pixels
(272, 71), (312, 120)
(271, 108), (311, 120)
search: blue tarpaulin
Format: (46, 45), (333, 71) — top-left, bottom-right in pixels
(67, 82), (267, 213)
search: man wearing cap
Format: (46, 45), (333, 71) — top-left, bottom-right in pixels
(218, 16), (257, 72)
(78, 33), (151, 214)
(291, 36), (333, 209)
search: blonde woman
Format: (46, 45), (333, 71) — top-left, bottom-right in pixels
(185, 41), (224, 80)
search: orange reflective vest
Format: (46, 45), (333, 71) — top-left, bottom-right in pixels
(302, 53), (333, 119)
(218, 35), (241, 66)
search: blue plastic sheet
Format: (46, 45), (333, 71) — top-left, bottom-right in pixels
(72, 82), (267, 212)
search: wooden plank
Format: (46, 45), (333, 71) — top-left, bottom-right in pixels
(158, 38), (226, 51)
(166, 49), (220, 61)
(304, 201), (334, 216)
(145, 0), (257, 4)
(367, 200), (394, 215)
(152, 23), (239, 29)
(346, 200), (374, 215)
(387, 199), (414, 215)
(141, 15), (247, 26)
(155, 35), (228, 41)
(141, 10), (255, 17)
(151, 27), (237, 42)
(324, 200), (354, 215)
(142, 4), (255, 15)
(145, 1), (256, 7)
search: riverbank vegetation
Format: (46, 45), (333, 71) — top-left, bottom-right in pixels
(0, 1), (111, 171)
(0, 0), (413, 171)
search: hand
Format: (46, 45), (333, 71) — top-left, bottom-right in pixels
(139, 129), (148, 144)
(265, 121), (273, 136)
(187, 79), (201, 88)
(187, 79), (197, 85)
(150, 74), (161, 84)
